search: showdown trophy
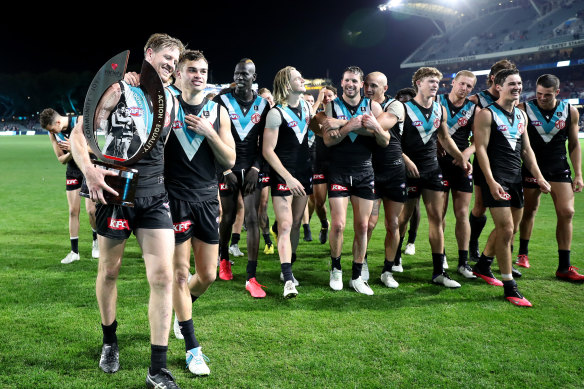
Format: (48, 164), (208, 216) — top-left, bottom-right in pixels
(80, 51), (166, 206)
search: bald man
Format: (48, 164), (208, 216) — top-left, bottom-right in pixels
(363, 71), (406, 287)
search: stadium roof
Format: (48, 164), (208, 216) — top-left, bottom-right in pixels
(378, 0), (547, 33)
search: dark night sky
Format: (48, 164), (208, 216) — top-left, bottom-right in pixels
(3, 2), (436, 93)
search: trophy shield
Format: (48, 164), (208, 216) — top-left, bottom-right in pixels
(80, 51), (166, 207)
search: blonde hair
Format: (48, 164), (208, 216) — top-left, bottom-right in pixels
(143, 33), (185, 57)
(273, 66), (296, 107)
(412, 67), (443, 92)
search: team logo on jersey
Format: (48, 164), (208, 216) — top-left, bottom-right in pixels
(173, 220), (192, 233)
(330, 184), (348, 191)
(251, 113), (261, 124)
(66, 179), (79, 186)
(203, 110), (210, 118)
(288, 120), (298, 128)
(413, 120), (423, 126)
(532, 120), (542, 126)
(497, 125), (508, 132)
(254, 105), (259, 111)
(518, 123), (525, 134)
(107, 217), (130, 230)
(173, 120), (183, 130)
(433, 118), (440, 128)
(277, 183), (289, 191)
(457, 117), (468, 127)
(337, 115), (348, 121)
(555, 120), (566, 129)
(230, 113), (240, 121)
(128, 106), (144, 117)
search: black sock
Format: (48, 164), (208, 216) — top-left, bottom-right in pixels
(179, 319), (199, 351)
(458, 250), (468, 267)
(246, 261), (257, 280)
(263, 233), (272, 246)
(92, 229), (98, 241)
(321, 219), (329, 229)
(432, 253), (444, 276)
(469, 213), (487, 243)
(519, 239), (529, 255)
(70, 237), (79, 254)
(382, 259), (394, 273)
(150, 345), (168, 375)
(303, 223), (310, 233)
(231, 233), (240, 245)
(102, 320), (117, 344)
(352, 262), (363, 280)
(558, 250), (571, 272)
(503, 278), (517, 296)
(291, 253), (296, 264)
(281, 262), (293, 282)
(407, 231), (417, 245)
(331, 256), (341, 270)
(219, 246), (229, 261)
(273, 220), (278, 234)
(394, 237), (404, 264)
(476, 253), (494, 271)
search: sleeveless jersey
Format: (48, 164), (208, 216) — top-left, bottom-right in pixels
(372, 98), (405, 179)
(165, 97), (220, 202)
(216, 90), (269, 171)
(476, 89), (497, 108)
(328, 96), (375, 174)
(524, 99), (571, 174)
(104, 81), (175, 197)
(402, 100), (443, 173)
(55, 115), (82, 175)
(272, 99), (312, 179)
(486, 103), (526, 183)
(438, 94), (476, 156)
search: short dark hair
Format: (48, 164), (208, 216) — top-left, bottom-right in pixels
(536, 74), (560, 89)
(395, 87), (416, 100)
(39, 108), (58, 129)
(178, 49), (207, 69)
(343, 66), (364, 82)
(494, 68), (520, 86)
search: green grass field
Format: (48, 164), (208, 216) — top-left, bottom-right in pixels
(0, 136), (582, 388)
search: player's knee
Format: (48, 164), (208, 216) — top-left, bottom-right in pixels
(557, 205), (575, 221)
(149, 267), (173, 290)
(198, 269), (216, 287)
(330, 218), (345, 234)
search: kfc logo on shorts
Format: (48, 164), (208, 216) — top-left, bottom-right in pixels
(251, 113), (261, 124)
(407, 186), (418, 193)
(261, 176), (270, 184)
(330, 184), (348, 192)
(277, 183), (290, 191)
(442, 180), (449, 187)
(525, 177), (538, 184)
(219, 183), (229, 191)
(230, 113), (240, 121)
(66, 178), (79, 186)
(555, 120), (566, 130)
(457, 117), (468, 127)
(107, 217), (130, 230)
(173, 220), (192, 233)
(313, 174), (325, 180)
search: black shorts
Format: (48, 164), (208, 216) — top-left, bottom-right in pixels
(374, 179), (408, 203)
(218, 168), (249, 197)
(66, 172), (84, 191)
(472, 157), (484, 187)
(481, 179), (524, 208)
(312, 171), (328, 185)
(328, 170), (376, 200)
(406, 168), (446, 199)
(270, 173), (313, 197)
(521, 165), (571, 189)
(258, 171), (271, 189)
(169, 196), (220, 245)
(96, 192), (173, 240)
(439, 158), (473, 193)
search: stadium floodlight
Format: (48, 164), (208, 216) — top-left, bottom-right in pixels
(556, 60), (570, 67)
(378, 0), (402, 11)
